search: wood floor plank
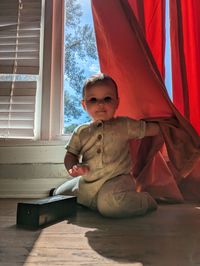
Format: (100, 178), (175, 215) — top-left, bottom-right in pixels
(1, 199), (200, 266)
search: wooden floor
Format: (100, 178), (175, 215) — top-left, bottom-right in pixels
(1, 199), (200, 266)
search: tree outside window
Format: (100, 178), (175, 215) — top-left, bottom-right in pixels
(64, 0), (100, 134)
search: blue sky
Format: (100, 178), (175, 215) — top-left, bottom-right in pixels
(79, 0), (100, 75)
(79, 0), (93, 24)
(164, 0), (173, 99)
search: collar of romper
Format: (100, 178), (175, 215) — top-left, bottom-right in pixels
(90, 120), (103, 128)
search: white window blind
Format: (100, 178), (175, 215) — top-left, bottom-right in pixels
(0, 81), (36, 138)
(0, 0), (42, 139)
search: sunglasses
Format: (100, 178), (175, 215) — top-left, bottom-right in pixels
(85, 96), (115, 104)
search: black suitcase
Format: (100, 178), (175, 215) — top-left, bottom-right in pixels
(16, 195), (77, 229)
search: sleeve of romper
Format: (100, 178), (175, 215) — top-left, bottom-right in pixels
(126, 117), (146, 139)
(65, 128), (82, 156)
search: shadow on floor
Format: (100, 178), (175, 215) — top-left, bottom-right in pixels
(67, 204), (200, 266)
(0, 199), (42, 266)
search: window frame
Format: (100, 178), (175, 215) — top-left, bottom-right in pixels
(0, 0), (69, 145)
(40, 0), (65, 141)
(0, 0), (43, 141)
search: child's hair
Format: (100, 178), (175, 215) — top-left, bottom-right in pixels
(82, 73), (119, 98)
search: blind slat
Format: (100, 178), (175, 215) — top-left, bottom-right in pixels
(0, 120), (34, 128)
(0, 128), (34, 139)
(0, 0), (41, 139)
(0, 52), (39, 59)
(0, 96), (35, 104)
(0, 81), (36, 88)
(0, 23), (41, 31)
(0, 112), (34, 120)
(0, 80), (37, 138)
(0, 66), (39, 74)
(0, 45), (39, 52)
(0, 104), (35, 112)
(0, 37), (39, 45)
(0, 31), (40, 38)
(0, 0), (42, 75)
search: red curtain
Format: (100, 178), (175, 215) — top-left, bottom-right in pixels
(91, 0), (200, 201)
(170, 0), (200, 134)
(128, 0), (166, 78)
(92, 0), (171, 119)
(169, 0), (200, 199)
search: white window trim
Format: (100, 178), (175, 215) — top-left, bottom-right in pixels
(40, 0), (65, 141)
(0, 0), (43, 140)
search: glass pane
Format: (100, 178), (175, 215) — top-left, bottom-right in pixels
(63, 0), (100, 134)
(164, 0), (172, 99)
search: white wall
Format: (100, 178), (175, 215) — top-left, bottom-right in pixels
(0, 141), (69, 198)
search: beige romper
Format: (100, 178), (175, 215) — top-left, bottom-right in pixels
(55, 117), (157, 217)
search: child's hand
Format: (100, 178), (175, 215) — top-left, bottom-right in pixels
(68, 164), (90, 177)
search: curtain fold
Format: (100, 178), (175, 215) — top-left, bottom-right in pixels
(170, 0), (200, 134)
(92, 0), (200, 201)
(92, 0), (171, 119)
(169, 0), (200, 199)
(128, 0), (166, 78)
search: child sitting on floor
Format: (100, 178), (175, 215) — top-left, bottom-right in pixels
(51, 73), (160, 218)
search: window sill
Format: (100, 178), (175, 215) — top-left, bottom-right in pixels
(0, 134), (71, 147)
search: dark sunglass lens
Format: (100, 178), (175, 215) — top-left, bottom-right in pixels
(104, 96), (112, 103)
(88, 97), (97, 104)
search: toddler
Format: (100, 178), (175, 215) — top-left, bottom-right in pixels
(52, 73), (159, 218)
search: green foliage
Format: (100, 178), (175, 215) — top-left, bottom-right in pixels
(64, 90), (81, 122)
(65, 0), (82, 27)
(64, 123), (79, 134)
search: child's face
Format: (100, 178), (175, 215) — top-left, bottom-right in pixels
(81, 81), (119, 122)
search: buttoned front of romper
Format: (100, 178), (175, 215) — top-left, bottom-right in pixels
(65, 116), (146, 209)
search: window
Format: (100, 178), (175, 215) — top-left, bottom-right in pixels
(39, 0), (100, 141)
(0, 0), (42, 139)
